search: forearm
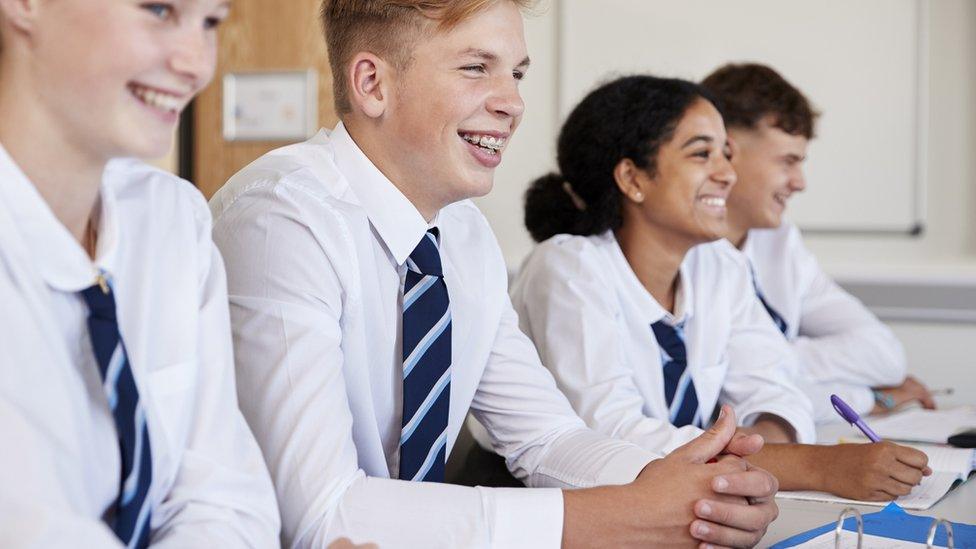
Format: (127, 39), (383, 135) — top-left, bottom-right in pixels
(744, 444), (828, 492)
(742, 415), (796, 444)
(562, 485), (644, 549)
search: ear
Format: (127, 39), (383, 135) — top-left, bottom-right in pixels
(612, 158), (647, 204)
(0, 0), (41, 34)
(347, 52), (394, 120)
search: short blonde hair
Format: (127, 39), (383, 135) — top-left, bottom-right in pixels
(320, 0), (535, 114)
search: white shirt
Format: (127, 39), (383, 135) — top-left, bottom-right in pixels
(0, 147), (280, 548)
(743, 222), (907, 421)
(209, 123), (658, 549)
(509, 232), (817, 456)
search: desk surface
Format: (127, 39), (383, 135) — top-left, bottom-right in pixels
(761, 421), (976, 546)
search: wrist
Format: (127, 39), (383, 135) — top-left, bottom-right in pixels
(873, 389), (897, 411)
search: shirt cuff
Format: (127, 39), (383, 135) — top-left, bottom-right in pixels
(478, 487), (563, 548)
(591, 446), (658, 486)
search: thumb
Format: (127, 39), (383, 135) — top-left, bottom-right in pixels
(671, 404), (736, 463)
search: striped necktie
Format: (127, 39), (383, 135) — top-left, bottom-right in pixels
(749, 264), (788, 335)
(651, 320), (702, 428)
(399, 229), (452, 482)
(81, 275), (153, 548)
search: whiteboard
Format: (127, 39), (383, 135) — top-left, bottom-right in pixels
(557, 0), (927, 234)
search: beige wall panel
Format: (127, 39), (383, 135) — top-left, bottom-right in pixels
(193, 0), (338, 199)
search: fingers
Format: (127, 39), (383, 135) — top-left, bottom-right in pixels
(690, 518), (768, 548)
(880, 476), (917, 498)
(918, 389), (937, 409)
(723, 432), (764, 458)
(888, 460), (925, 487)
(712, 467), (778, 499)
(673, 405), (737, 464)
(893, 444), (929, 470)
(694, 499), (777, 531)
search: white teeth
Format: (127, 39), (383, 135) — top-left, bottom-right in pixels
(461, 133), (506, 153)
(700, 197), (726, 207)
(130, 84), (182, 114)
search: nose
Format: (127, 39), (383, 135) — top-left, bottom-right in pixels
(789, 166), (807, 193)
(486, 75), (525, 120)
(169, 28), (216, 92)
(713, 154), (738, 188)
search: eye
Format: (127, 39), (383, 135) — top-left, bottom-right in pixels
(691, 149), (710, 160)
(461, 64), (487, 75)
(513, 69), (526, 81)
(204, 15), (225, 30)
(142, 2), (174, 20)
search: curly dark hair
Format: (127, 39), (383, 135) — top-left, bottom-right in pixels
(701, 63), (818, 139)
(524, 75), (720, 243)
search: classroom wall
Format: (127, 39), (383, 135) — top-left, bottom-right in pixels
(476, 0), (976, 391)
(479, 0), (976, 275)
(192, 0), (337, 199)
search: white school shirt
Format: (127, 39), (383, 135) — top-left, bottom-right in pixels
(0, 148), (280, 548)
(509, 232), (817, 456)
(742, 222), (907, 421)
(209, 123), (658, 549)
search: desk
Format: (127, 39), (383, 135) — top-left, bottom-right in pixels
(761, 421), (976, 546)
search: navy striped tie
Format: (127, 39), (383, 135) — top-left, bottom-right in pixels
(749, 264), (788, 335)
(399, 229), (452, 482)
(81, 276), (153, 548)
(651, 321), (702, 428)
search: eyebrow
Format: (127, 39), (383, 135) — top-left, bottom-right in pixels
(680, 135), (714, 149)
(459, 48), (531, 69)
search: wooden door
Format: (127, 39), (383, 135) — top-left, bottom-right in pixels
(193, 0), (338, 199)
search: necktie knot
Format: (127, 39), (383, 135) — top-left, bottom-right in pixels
(81, 282), (118, 321)
(407, 229), (443, 277)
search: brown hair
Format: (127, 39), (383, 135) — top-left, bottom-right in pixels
(701, 63), (819, 139)
(321, 0), (535, 114)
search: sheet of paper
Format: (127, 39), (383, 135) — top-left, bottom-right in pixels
(792, 529), (930, 548)
(905, 443), (976, 477)
(776, 471), (961, 510)
(869, 407), (976, 444)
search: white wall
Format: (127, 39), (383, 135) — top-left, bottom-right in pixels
(477, 0), (976, 276)
(475, 0), (976, 391)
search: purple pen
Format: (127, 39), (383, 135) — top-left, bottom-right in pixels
(831, 394), (882, 442)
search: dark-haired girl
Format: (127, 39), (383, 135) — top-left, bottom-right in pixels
(511, 75), (932, 502)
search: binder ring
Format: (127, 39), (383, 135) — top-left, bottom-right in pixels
(926, 518), (954, 548)
(834, 507), (864, 549)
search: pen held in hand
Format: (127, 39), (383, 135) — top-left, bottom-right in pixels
(830, 394), (882, 442)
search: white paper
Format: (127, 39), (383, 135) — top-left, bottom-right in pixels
(776, 471), (962, 510)
(905, 443), (975, 477)
(869, 407), (976, 444)
(792, 529), (931, 548)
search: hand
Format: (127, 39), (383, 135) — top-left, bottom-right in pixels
(562, 406), (778, 548)
(872, 376), (936, 413)
(328, 538), (378, 549)
(821, 442), (932, 501)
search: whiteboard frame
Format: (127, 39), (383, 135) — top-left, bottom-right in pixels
(553, 0), (930, 237)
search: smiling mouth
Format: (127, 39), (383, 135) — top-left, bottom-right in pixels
(459, 132), (507, 156)
(128, 83), (184, 116)
(699, 196), (727, 208)
(773, 192), (790, 206)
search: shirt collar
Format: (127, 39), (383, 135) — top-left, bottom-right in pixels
(0, 142), (122, 293)
(330, 122), (433, 265)
(606, 231), (694, 326)
(738, 232), (756, 262)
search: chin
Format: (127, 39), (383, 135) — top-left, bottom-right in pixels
(458, 172), (495, 200)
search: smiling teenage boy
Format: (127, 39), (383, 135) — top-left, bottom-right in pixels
(211, 2), (780, 547)
(701, 63), (935, 422)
